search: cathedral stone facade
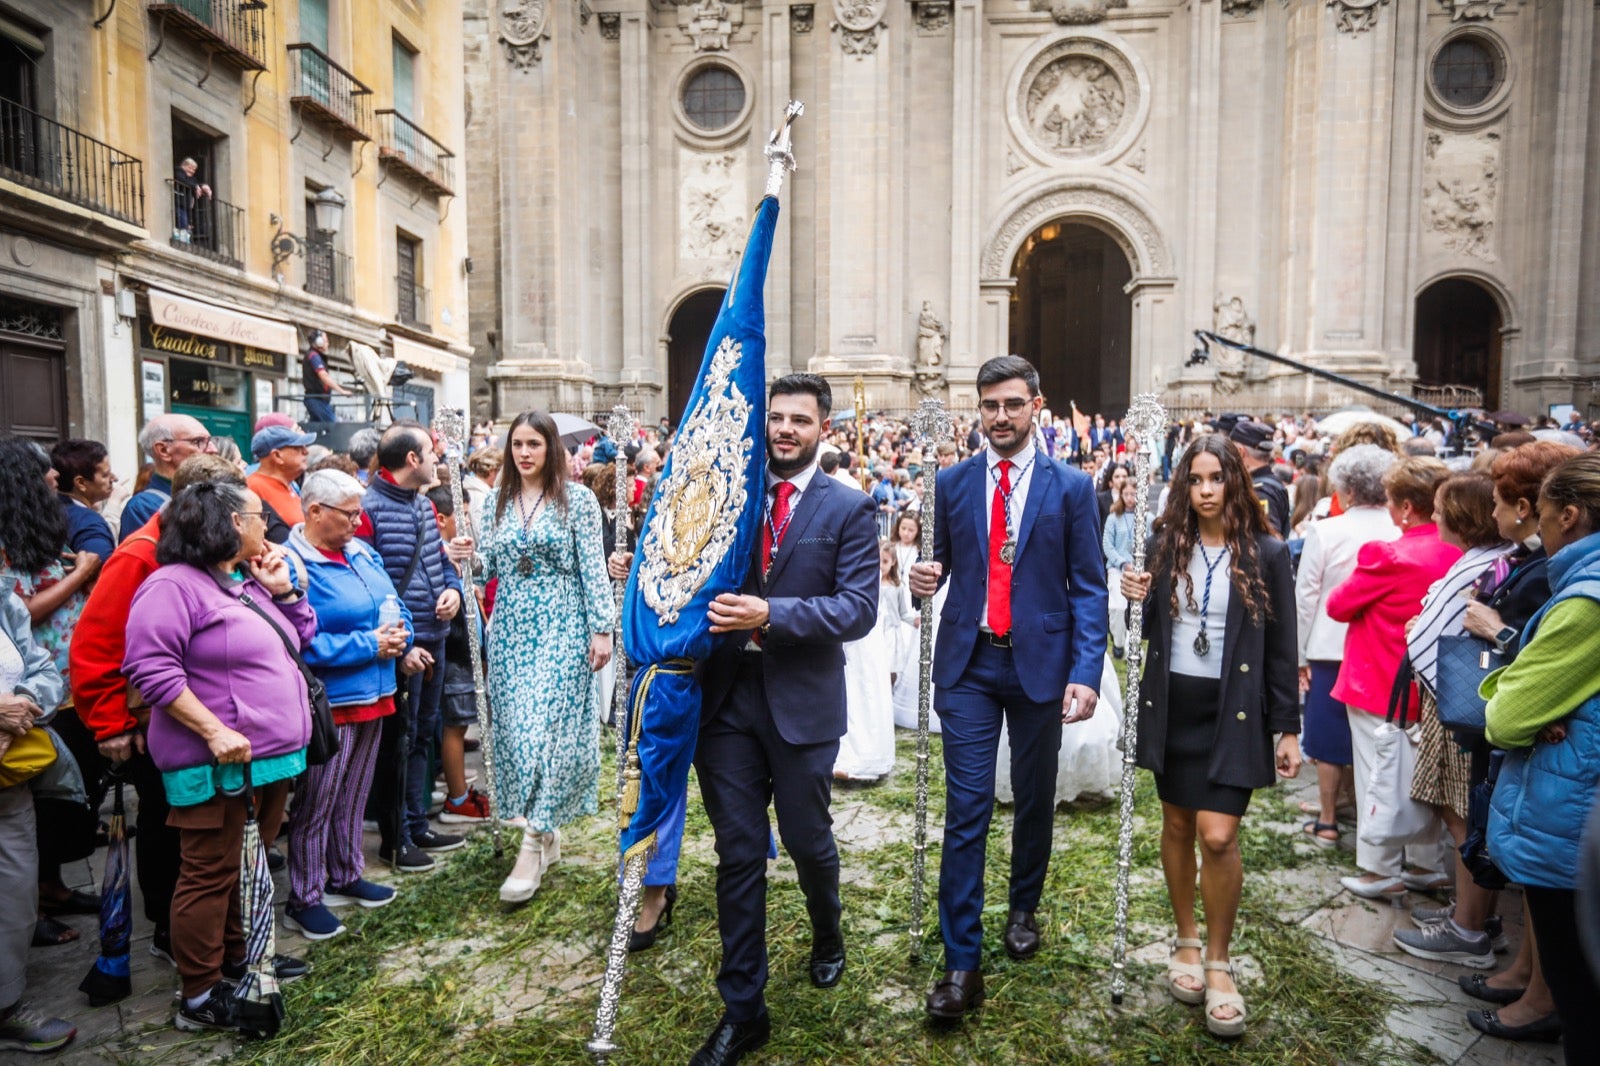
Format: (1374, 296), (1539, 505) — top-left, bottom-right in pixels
(462, 0), (1599, 423)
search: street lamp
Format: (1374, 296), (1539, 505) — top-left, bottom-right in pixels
(269, 187), (347, 276)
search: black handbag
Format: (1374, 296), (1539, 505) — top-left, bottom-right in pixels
(1431, 634), (1503, 734)
(1460, 750), (1509, 890)
(239, 592), (339, 767)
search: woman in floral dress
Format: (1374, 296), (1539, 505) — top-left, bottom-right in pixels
(479, 411), (614, 904)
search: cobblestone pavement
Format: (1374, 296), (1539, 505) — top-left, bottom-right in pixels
(23, 739), (1562, 1065)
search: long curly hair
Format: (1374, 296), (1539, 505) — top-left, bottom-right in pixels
(0, 436), (69, 575)
(1151, 433), (1272, 626)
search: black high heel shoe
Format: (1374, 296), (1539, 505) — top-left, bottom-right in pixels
(628, 885), (677, 952)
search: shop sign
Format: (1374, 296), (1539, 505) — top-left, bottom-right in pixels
(147, 288), (298, 355)
(139, 316), (289, 375)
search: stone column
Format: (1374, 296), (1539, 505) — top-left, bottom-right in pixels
(947, 0), (981, 381)
(763, 1), (793, 379)
(1182, 0), (1221, 340)
(972, 278), (1014, 395)
(619, 10), (655, 404)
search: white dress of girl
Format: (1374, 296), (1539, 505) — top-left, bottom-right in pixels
(834, 581), (907, 781)
(994, 650), (1124, 805)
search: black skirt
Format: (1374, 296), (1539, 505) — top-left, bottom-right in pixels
(1154, 673), (1253, 817)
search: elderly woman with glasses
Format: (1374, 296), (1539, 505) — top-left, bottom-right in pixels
(123, 482), (315, 1034)
(280, 470), (422, 940)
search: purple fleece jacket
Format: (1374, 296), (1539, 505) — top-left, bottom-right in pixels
(123, 563), (317, 773)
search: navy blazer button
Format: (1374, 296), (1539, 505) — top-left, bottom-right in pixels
(1236, 711), (1247, 721)
(1239, 663), (1249, 673)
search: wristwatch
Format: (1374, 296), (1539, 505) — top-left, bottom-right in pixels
(1492, 625), (1518, 652)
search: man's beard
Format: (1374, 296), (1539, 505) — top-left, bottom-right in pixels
(985, 416), (1036, 456)
(769, 436), (819, 476)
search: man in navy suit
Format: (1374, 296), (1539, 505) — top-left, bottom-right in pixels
(688, 373), (879, 1065)
(909, 355), (1109, 1019)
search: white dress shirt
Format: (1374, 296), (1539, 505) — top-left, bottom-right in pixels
(981, 442), (1037, 631)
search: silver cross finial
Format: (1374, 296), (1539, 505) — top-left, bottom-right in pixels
(909, 398), (952, 446)
(605, 403), (637, 445)
(763, 100), (804, 198)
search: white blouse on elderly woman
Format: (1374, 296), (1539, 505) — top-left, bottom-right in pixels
(1406, 543), (1504, 693)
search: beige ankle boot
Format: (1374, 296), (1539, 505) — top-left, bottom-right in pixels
(498, 828), (545, 903)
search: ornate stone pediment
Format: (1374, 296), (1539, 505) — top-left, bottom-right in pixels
(832, 0), (886, 56)
(1439, 0), (1506, 19)
(911, 0), (951, 33)
(790, 3), (814, 32)
(678, 0), (744, 51)
(1027, 0), (1125, 26)
(1328, 0), (1390, 34)
(499, 0), (550, 68)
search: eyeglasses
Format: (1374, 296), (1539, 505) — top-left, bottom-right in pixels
(172, 434), (212, 450)
(234, 511), (264, 522)
(978, 398), (1032, 416)
(319, 504), (364, 525)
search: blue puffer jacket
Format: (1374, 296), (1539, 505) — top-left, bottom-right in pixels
(287, 527), (415, 707)
(361, 474), (461, 643)
(1488, 531), (1600, 891)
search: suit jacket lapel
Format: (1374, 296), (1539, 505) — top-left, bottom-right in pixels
(764, 471), (829, 587)
(970, 457), (988, 561)
(1013, 456), (1054, 563)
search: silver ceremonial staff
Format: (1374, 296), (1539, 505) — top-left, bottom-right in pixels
(1109, 392), (1167, 1004)
(586, 99), (804, 1065)
(432, 408), (504, 858)
(908, 398), (951, 962)
(608, 404), (636, 823)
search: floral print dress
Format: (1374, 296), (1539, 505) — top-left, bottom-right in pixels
(479, 484), (615, 829)
(3, 556), (87, 701)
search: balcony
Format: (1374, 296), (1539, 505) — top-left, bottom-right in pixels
(306, 241), (353, 304)
(0, 97), (145, 227)
(165, 178), (244, 268)
(375, 110), (454, 197)
(287, 44), (372, 142)
(147, 0), (268, 72)
(395, 275), (430, 332)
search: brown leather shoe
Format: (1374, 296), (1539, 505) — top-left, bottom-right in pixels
(1003, 910), (1041, 960)
(926, 970), (985, 1019)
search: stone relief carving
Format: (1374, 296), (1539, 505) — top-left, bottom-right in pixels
(790, 4), (814, 33)
(1327, 0), (1389, 34)
(916, 301), (946, 368)
(679, 0), (743, 51)
(1439, 0), (1505, 19)
(499, 0), (549, 68)
(832, 0), (885, 56)
(1005, 149), (1026, 177)
(578, 0), (592, 27)
(679, 150), (747, 261)
(1125, 143), (1146, 173)
(1422, 128), (1499, 261)
(1210, 294), (1255, 391)
(982, 185), (1172, 277)
(1222, 0), (1264, 14)
(912, 0), (951, 33)
(1025, 56), (1126, 155)
(598, 11), (620, 38)
(1028, 0), (1126, 25)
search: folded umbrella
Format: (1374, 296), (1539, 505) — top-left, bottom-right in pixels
(229, 764), (285, 1040)
(78, 768), (131, 1007)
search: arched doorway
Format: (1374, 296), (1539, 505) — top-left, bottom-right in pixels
(665, 288), (725, 423)
(1008, 221), (1132, 421)
(1414, 277), (1502, 410)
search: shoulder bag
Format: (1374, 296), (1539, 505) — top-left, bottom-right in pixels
(1357, 656), (1439, 850)
(1432, 634), (1502, 734)
(238, 592), (339, 767)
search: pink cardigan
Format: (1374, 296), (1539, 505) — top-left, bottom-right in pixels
(1325, 523), (1462, 716)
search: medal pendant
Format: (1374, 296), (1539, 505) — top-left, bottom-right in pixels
(999, 539), (1017, 565)
(516, 556), (535, 577)
(1193, 630), (1210, 657)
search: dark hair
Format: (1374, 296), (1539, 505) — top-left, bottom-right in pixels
(156, 481), (247, 568)
(495, 410), (569, 524)
(0, 437), (68, 574)
(975, 355), (1040, 397)
(769, 373), (833, 418)
(1152, 433), (1272, 626)
(1434, 473), (1501, 549)
(1288, 473), (1327, 531)
(50, 439), (109, 492)
(173, 455), (246, 495)
(819, 451), (840, 474)
(1098, 461), (1130, 493)
(424, 484), (455, 517)
(894, 511), (922, 543)
(376, 420), (430, 473)
(582, 462), (616, 511)
(1540, 453), (1600, 533)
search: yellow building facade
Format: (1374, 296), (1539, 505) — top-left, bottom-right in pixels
(0, 0), (471, 470)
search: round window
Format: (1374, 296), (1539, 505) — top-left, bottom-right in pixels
(681, 67), (746, 132)
(1431, 37), (1503, 109)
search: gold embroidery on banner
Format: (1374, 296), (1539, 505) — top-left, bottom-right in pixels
(638, 338), (752, 624)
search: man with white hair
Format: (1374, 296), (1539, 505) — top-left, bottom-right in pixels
(117, 415), (216, 543)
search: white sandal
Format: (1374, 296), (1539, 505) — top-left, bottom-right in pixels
(498, 828), (546, 904)
(1203, 960), (1247, 1038)
(1167, 936), (1206, 1005)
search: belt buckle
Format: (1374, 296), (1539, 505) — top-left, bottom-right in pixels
(987, 631), (1012, 648)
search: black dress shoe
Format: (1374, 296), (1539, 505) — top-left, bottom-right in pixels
(925, 970), (984, 1020)
(687, 1012), (771, 1066)
(1458, 972), (1525, 1006)
(628, 885), (677, 953)
(1465, 1008), (1562, 1042)
(809, 946), (846, 988)
(1003, 910), (1041, 960)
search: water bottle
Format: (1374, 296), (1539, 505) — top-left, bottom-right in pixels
(378, 594), (402, 630)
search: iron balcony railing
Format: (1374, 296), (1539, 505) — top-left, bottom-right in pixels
(306, 241), (353, 303)
(395, 274), (430, 331)
(166, 178), (244, 268)
(147, 0), (269, 70)
(287, 44), (372, 141)
(375, 110), (454, 197)
(0, 96), (145, 227)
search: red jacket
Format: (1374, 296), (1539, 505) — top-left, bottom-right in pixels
(1325, 522), (1461, 716)
(69, 514), (162, 741)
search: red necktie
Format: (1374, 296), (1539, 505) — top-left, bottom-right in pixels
(987, 460), (1013, 636)
(762, 481), (796, 574)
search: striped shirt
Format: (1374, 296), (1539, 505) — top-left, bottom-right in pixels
(1407, 543), (1505, 693)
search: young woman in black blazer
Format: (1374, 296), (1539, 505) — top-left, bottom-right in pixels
(1121, 433), (1301, 1038)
